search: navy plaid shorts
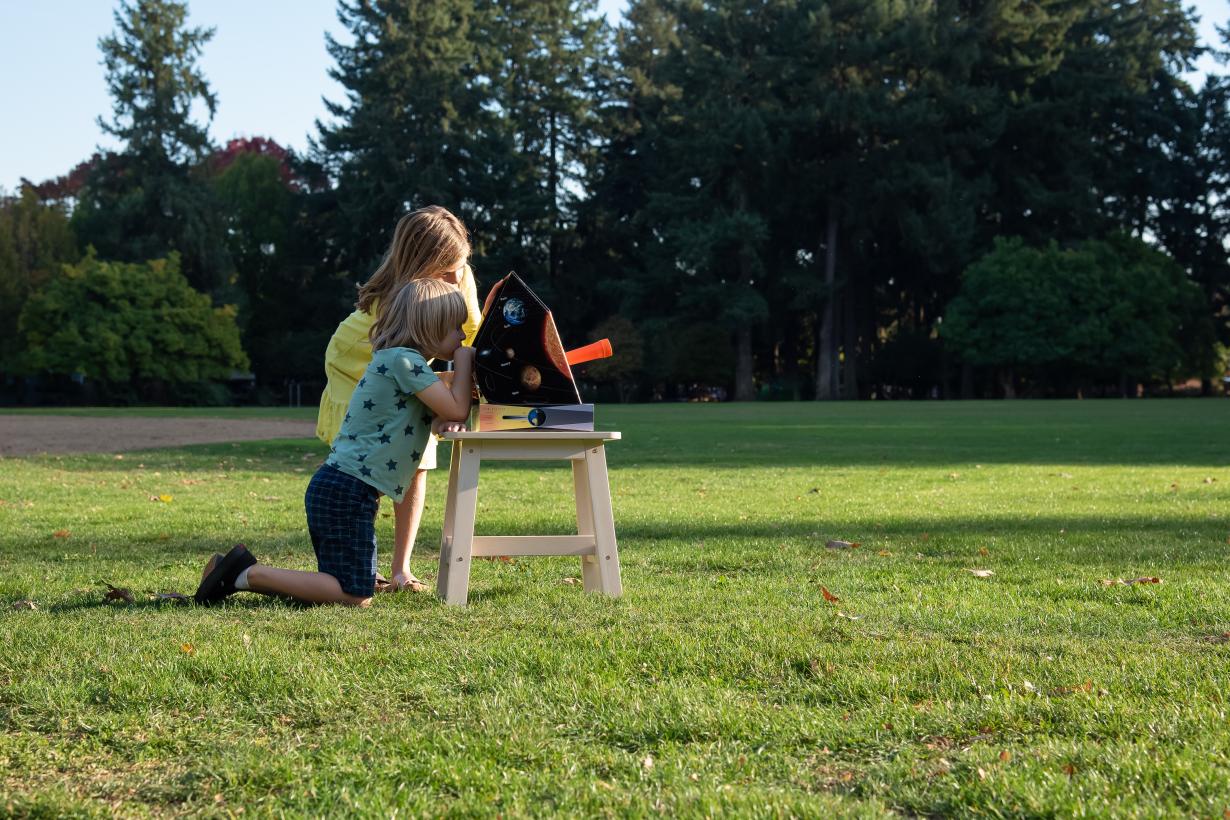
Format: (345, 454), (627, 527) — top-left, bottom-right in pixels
(304, 463), (380, 597)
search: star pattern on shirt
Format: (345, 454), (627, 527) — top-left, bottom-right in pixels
(363, 399), (375, 410)
(395, 398), (407, 410)
(358, 377), (367, 388)
(377, 422), (385, 431)
(344, 412), (351, 423)
(403, 424), (414, 437)
(347, 433), (357, 441)
(376, 364), (388, 375)
(386, 459), (398, 471)
(357, 453), (367, 462)
(411, 450), (421, 462)
(359, 465), (372, 477)
(410, 364), (426, 376)
(421, 412), (433, 426)
(378, 432), (391, 444)
(394, 485), (404, 496)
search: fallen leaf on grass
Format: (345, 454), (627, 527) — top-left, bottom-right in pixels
(876, 550), (893, 557)
(821, 586), (840, 603)
(1204, 477), (1217, 484)
(1052, 679), (1094, 696)
(836, 611), (861, 621)
(9, 600), (37, 611)
(1199, 633), (1230, 644)
(807, 487), (820, 494)
(53, 529), (70, 538)
(999, 750), (1012, 763)
(965, 569), (995, 578)
(153, 591), (190, 602)
(978, 547), (990, 557)
(561, 577), (581, 586)
(148, 494), (174, 503)
(1099, 576), (1161, 586)
(180, 643), (195, 656)
(825, 539), (859, 550)
(641, 755), (654, 771)
(102, 582), (134, 603)
(1062, 763), (1077, 777)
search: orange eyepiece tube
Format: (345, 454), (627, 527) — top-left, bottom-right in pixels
(565, 338), (613, 366)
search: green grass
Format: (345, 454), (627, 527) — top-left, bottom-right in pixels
(2, 400), (1229, 817)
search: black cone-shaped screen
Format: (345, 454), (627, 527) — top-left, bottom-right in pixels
(472, 272), (581, 405)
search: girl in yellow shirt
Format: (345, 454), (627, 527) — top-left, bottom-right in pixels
(317, 206), (482, 592)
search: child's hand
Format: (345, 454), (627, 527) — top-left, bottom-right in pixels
(452, 346), (476, 369)
(432, 416), (467, 436)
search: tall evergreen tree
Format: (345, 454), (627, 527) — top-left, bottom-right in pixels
(72, 0), (229, 293)
(473, 0), (612, 295)
(610, 0), (805, 401)
(315, 0), (485, 280)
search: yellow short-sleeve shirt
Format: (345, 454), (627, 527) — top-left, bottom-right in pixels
(316, 269), (482, 457)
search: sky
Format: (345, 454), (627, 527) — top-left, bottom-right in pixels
(0, 0), (1225, 193)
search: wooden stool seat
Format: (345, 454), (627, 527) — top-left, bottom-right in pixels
(435, 430), (623, 606)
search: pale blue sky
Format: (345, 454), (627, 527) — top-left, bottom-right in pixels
(0, 0), (1225, 192)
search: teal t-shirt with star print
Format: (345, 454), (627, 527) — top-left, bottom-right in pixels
(326, 347), (438, 502)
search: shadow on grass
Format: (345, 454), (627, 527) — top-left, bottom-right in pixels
(34, 591), (314, 615)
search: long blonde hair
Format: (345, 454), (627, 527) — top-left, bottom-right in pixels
(370, 279), (467, 355)
(357, 205), (471, 314)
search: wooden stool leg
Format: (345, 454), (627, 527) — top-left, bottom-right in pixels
(572, 458), (600, 592)
(583, 445), (623, 598)
(440, 440), (462, 555)
(439, 443), (480, 606)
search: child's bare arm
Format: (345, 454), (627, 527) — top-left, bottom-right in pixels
(415, 347), (474, 421)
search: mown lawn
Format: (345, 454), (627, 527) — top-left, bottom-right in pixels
(2, 400), (1229, 817)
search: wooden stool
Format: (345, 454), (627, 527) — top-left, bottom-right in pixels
(435, 431), (623, 606)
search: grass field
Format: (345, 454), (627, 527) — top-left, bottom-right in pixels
(2, 400), (1229, 817)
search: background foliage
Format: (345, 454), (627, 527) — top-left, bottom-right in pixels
(3, 0), (1229, 403)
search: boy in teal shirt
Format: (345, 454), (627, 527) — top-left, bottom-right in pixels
(327, 346), (439, 502)
(196, 280), (474, 606)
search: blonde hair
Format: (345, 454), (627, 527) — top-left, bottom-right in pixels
(357, 205), (471, 314)
(370, 278), (467, 355)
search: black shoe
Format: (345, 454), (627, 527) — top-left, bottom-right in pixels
(194, 544), (257, 605)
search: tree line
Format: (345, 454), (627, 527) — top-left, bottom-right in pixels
(2, 0), (1228, 404)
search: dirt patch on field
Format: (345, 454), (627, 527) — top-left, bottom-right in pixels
(0, 415), (317, 456)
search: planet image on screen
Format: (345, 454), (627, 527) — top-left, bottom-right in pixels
(502, 298), (527, 326)
(520, 365), (542, 390)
